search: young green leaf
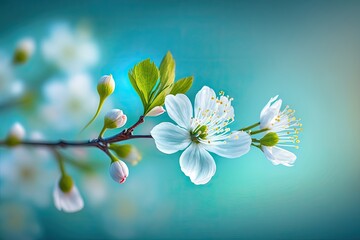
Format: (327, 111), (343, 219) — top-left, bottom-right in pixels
(132, 59), (159, 102)
(159, 51), (175, 90)
(170, 76), (193, 95)
(146, 85), (172, 114)
(128, 71), (147, 108)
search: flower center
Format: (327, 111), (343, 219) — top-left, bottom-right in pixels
(20, 166), (36, 180)
(190, 90), (235, 144)
(260, 132), (279, 147)
(191, 125), (208, 142)
(273, 106), (303, 149)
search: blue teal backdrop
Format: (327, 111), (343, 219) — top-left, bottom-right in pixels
(0, 0), (359, 239)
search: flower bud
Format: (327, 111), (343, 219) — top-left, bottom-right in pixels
(109, 160), (129, 184)
(146, 106), (166, 117)
(59, 174), (74, 193)
(104, 109), (127, 129)
(54, 175), (84, 213)
(5, 122), (25, 146)
(260, 132), (279, 147)
(97, 74), (115, 99)
(13, 38), (35, 64)
(109, 144), (142, 166)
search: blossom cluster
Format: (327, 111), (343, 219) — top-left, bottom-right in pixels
(0, 27), (302, 215)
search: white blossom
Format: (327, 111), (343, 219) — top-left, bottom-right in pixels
(42, 23), (98, 73)
(41, 73), (100, 130)
(259, 96), (302, 166)
(0, 145), (54, 207)
(151, 86), (251, 185)
(53, 177), (84, 213)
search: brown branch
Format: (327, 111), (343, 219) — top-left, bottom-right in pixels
(0, 116), (152, 152)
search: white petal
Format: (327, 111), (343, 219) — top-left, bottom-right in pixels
(260, 96), (280, 128)
(261, 146), (296, 167)
(215, 96), (234, 120)
(179, 143), (216, 185)
(260, 95), (278, 119)
(165, 94), (193, 129)
(53, 184), (62, 210)
(260, 107), (278, 129)
(194, 86), (217, 117)
(203, 131), (251, 158)
(151, 122), (191, 154)
(53, 181), (84, 213)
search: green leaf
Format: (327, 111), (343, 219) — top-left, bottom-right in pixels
(170, 76), (193, 95)
(159, 51), (175, 90)
(132, 59), (159, 102)
(146, 85), (172, 114)
(128, 71), (146, 108)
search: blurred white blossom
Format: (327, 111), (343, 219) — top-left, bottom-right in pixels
(13, 37), (36, 64)
(82, 173), (108, 206)
(6, 122), (26, 145)
(40, 73), (99, 130)
(0, 145), (54, 207)
(0, 54), (24, 100)
(53, 176), (84, 213)
(101, 176), (162, 239)
(0, 202), (42, 240)
(42, 23), (99, 73)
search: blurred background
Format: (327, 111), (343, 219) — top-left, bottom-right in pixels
(0, 0), (359, 239)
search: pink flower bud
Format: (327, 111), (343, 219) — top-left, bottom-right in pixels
(109, 160), (129, 184)
(146, 106), (165, 117)
(104, 109), (127, 129)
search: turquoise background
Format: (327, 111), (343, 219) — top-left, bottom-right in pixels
(1, 0), (359, 239)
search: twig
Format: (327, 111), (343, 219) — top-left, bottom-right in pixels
(0, 116), (152, 153)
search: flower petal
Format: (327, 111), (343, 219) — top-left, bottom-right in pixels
(216, 96), (234, 120)
(260, 107), (278, 129)
(151, 122), (191, 154)
(260, 96), (284, 129)
(179, 143), (216, 185)
(53, 181), (84, 213)
(261, 146), (296, 167)
(53, 184), (62, 210)
(260, 95), (278, 119)
(165, 94), (193, 129)
(271, 99), (282, 114)
(194, 86), (217, 118)
(63, 185), (84, 212)
(203, 131), (251, 158)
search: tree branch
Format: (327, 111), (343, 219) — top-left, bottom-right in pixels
(0, 116), (152, 152)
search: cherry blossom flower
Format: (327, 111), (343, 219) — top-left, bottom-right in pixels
(151, 86), (251, 185)
(259, 96), (302, 166)
(42, 24), (98, 73)
(53, 176), (84, 213)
